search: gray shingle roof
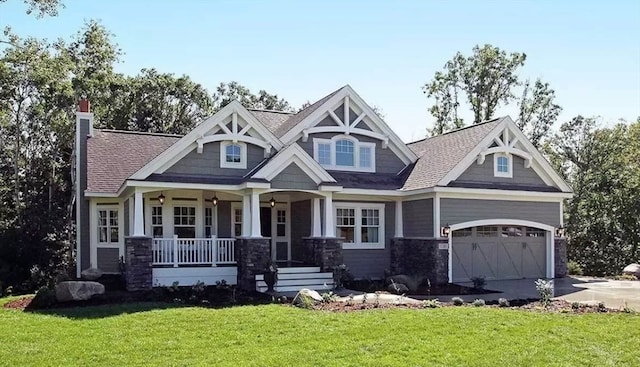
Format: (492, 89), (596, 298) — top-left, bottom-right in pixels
(87, 130), (180, 193)
(272, 87), (344, 138)
(402, 118), (504, 190)
(248, 109), (293, 134)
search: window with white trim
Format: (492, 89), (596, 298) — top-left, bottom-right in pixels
(173, 206), (196, 238)
(335, 203), (385, 249)
(151, 206), (163, 238)
(205, 207), (216, 237)
(313, 136), (375, 172)
(220, 141), (247, 169)
(494, 153), (512, 178)
(97, 208), (119, 244)
(232, 207), (243, 237)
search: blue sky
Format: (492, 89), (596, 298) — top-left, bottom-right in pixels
(4, 0), (639, 141)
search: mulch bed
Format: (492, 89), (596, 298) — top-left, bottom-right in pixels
(346, 281), (498, 296)
(4, 296), (34, 310)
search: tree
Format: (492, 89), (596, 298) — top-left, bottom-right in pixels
(424, 44), (561, 146)
(0, 0), (63, 17)
(213, 81), (292, 112)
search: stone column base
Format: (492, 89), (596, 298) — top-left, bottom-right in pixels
(235, 237), (271, 292)
(125, 236), (153, 291)
(390, 238), (449, 285)
(302, 237), (344, 272)
(554, 238), (567, 278)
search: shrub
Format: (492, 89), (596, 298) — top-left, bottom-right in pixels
(333, 264), (353, 289)
(422, 299), (441, 308)
(321, 291), (338, 303)
(472, 298), (486, 307)
(571, 301), (581, 310)
(470, 276), (486, 290)
(29, 286), (57, 309)
(597, 302), (607, 312)
(498, 298), (510, 307)
(616, 274), (638, 281)
(534, 279), (554, 307)
(452, 297), (464, 306)
(567, 261), (583, 275)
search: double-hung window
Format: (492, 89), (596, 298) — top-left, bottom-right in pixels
(151, 206), (163, 238)
(97, 208), (119, 244)
(336, 203), (385, 249)
(174, 206), (196, 238)
(313, 136), (375, 172)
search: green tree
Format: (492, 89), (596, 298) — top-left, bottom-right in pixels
(213, 81), (292, 112)
(0, 0), (63, 17)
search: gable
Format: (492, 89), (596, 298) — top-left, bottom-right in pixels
(270, 163), (318, 190)
(164, 141), (265, 177)
(452, 155), (550, 188)
(251, 144), (336, 185)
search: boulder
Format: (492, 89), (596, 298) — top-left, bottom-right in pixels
(55, 281), (105, 302)
(80, 268), (103, 281)
(292, 288), (323, 307)
(622, 263), (640, 278)
(388, 282), (409, 294)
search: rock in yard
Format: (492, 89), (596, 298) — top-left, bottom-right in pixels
(55, 281), (105, 302)
(388, 282), (409, 294)
(339, 293), (422, 305)
(622, 264), (640, 278)
(80, 267), (103, 280)
(292, 288), (323, 307)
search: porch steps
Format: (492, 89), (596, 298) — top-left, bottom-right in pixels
(255, 267), (334, 292)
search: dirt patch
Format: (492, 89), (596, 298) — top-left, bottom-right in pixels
(4, 296), (34, 310)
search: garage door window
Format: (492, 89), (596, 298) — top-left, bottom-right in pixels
(453, 228), (472, 237)
(477, 226), (498, 237)
(526, 227), (546, 237)
(501, 226), (523, 237)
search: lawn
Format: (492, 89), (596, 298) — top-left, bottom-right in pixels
(1, 298), (638, 366)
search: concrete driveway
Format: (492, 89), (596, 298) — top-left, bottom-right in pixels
(452, 277), (640, 309)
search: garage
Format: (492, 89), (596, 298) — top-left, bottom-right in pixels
(451, 225), (547, 282)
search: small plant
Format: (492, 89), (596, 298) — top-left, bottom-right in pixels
(597, 301), (607, 312)
(297, 294), (315, 309)
(321, 291), (338, 303)
(422, 299), (441, 308)
(571, 301), (581, 310)
(616, 273), (638, 281)
(333, 264), (353, 290)
(29, 286), (57, 309)
(452, 297), (464, 306)
(566, 261), (583, 275)
(622, 302), (635, 314)
(472, 298), (486, 307)
(534, 278), (554, 307)
(498, 298), (510, 307)
(470, 276), (486, 290)
(362, 292), (369, 304)
(346, 293), (354, 306)
(374, 292), (381, 307)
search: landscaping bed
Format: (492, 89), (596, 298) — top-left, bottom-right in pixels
(344, 278), (498, 295)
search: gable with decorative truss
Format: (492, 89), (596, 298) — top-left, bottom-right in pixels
(129, 101), (283, 180)
(439, 117), (572, 192)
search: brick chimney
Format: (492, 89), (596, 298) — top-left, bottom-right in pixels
(78, 99), (91, 113)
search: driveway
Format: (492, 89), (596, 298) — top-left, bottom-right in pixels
(452, 277), (640, 309)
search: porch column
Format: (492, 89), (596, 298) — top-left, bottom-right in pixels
(324, 193), (335, 237)
(250, 190), (262, 237)
(395, 199), (403, 237)
(133, 190), (145, 236)
(311, 198), (322, 237)
(242, 193), (251, 237)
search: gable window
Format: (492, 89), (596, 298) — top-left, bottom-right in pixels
(494, 153), (512, 178)
(336, 203), (385, 249)
(313, 136), (375, 172)
(97, 208), (119, 244)
(220, 141), (247, 169)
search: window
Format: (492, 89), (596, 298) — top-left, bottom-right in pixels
(336, 203), (385, 249)
(174, 206), (196, 238)
(151, 206), (163, 238)
(97, 208), (119, 244)
(494, 153), (512, 178)
(477, 226), (498, 237)
(220, 141), (247, 169)
(526, 227), (546, 238)
(501, 226), (523, 237)
(313, 136), (375, 172)
(232, 207), (243, 237)
(205, 207), (215, 237)
(276, 210), (286, 237)
(452, 228), (472, 237)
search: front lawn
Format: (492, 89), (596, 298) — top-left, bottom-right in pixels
(1, 298), (638, 366)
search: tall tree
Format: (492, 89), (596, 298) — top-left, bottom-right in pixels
(517, 79), (562, 148)
(0, 0), (63, 17)
(213, 81), (292, 112)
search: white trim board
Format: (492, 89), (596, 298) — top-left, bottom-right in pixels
(251, 144), (336, 184)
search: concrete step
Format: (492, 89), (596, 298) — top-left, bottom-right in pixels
(256, 278), (333, 287)
(255, 272), (333, 281)
(256, 283), (335, 293)
(276, 267), (321, 274)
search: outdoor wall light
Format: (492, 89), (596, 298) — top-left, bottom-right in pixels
(211, 192), (218, 206)
(555, 225), (564, 238)
(157, 192), (165, 205)
(441, 224), (451, 238)
(269, 197), (276, 208)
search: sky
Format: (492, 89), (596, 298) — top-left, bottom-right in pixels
(3, 0), (639, 142)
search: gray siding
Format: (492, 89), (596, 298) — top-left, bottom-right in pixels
(79, 118), (91, 272)
(441, 198), (561, 227)
(290, 200), (311, 262)
(341, 202), (394, 279)
(217, 200), (232, 238)
(402, 199), (434, 237)
(271, 163), (318, 190)
(297, 132), (405, 174)
(454, 155), (549, 187)
(166, 142), (265, 177)
(123, 198), (130, 236)
(97, 248), (120, 273)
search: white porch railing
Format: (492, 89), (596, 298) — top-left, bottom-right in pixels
(152, 236), (236, 267)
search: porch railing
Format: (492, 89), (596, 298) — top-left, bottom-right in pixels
(152, 236), (236, 267)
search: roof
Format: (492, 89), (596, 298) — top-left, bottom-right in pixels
(87, 130), (180, 193)
(272, 87), (344, 138)
(402, 118), (505, 190)
(248, 109), (293, 134)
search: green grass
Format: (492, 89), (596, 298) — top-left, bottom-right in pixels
(1, 297), (638, 366)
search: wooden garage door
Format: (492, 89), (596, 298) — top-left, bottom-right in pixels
(452, 226), (546, 282)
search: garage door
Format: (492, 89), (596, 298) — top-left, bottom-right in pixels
(451, 226), (546, 282)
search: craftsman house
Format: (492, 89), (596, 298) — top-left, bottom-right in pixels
(74, 85), (571, 292)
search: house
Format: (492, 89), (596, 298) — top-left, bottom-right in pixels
(74, 85), (571, 292)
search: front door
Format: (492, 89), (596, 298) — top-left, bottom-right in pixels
(272, 204), (290, 262)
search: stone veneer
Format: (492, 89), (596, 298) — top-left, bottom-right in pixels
(235, 237), (271, 292)
(301, 237), (344, 272)
(390, 238), (449, 285)
(554, 237), (567, 278)
(125, 236), (153, 291)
